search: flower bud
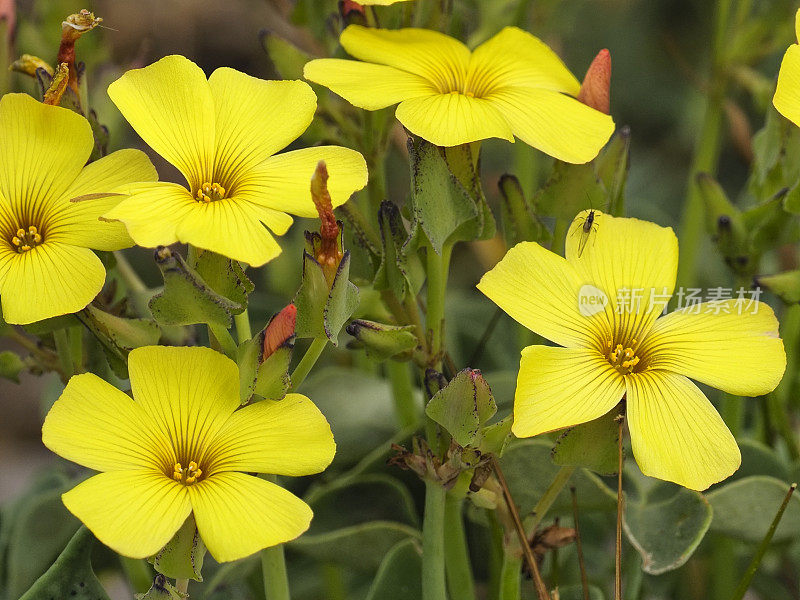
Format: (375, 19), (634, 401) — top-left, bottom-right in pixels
(262, 304), (297, 361)
(578, 49), (611, 114)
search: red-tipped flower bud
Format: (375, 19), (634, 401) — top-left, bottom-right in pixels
(578, 49), (611, 115)
(262, 304), (297, 361)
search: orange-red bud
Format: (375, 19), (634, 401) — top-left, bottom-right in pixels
(578, 49), (611, 115)
(310, 161), (343, 280)
(262, 304), (297, 361)
(0, 0), (15, 40)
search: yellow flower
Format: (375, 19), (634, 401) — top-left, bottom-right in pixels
(478, 211), (786, 491)
(773, 9), (800, 126)
(0, 93), (156, 324)
(304, 26), (614, 163)
(42, 345), (336, 562)
(104, 55), (368, 267)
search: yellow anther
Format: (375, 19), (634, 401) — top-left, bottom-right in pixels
(608, 343), (640, 375)
(15, 228), (25, 238)
(172, 460), (202, 485)
(465, 91), (474, 97)
(11, 224), (43, 252)
(11, 236), (19, 246)
(195, 181), (226, 203)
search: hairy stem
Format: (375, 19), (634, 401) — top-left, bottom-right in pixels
(422, 479), (448, 600)
(444, 493), (476, 600)
(290, 337), (327, 392)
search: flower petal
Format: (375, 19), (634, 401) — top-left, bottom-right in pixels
(62, 471), (191, 559)
(304, 59), (435, 110)
(468, 27), (581, 95)
(340, 25), (470, 92)
(512, 345), (625, 437)
(485, 87), (614, 163)
(107, 55), (215, 190)
(626, 370), (741, 491)
(42, 373), (168, 472)
(174, 197), (283, 266)
(127, 346), (241, 466)
(639, 300), (785, 396)
(48, 149), (158, 251)
(477, 241), (611, 350)
(205, 394), (336, 477)
(0, 242), (104, 324)
(395, 93), (514, 146)
(565, 210), (678, 346)
(103, 182), (196, 248)
(208, 70), (316, 184)
(774, 44), (800, 127)
(238, 145), (368, 218)
(0, 93), (93, 220)
(189, 472), (313, 562)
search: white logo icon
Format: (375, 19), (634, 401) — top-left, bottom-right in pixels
(578, 284), (609, 316)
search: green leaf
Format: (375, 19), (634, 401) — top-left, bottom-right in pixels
(149, 248), (241, 329)
(425, 369), (496, 447)
(295, 251), (359, 345)
(0, 350), (25, 383)
(188, 248), (253, 312)
(755, 269), (800, 304)
(557, 584), (605, 600)
(408, 137), (479, 253)
(19, 527), (110, 600)
(623, 487), (712, 574)
(364, 539), (422, 600)
(346, 319), (418, 361)
(551, 409), (620, 476)
(149, 515), (206, 581)
(707, 476), (800, 543)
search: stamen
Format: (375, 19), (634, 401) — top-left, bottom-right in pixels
(11, 225), (42, 252)
(195, 182), (226, 203)
(607, 341), (640, 375)
(172, 460), (203, 485)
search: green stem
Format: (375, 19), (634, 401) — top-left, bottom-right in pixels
(207, 322), (238, 358)
(426, 241), (452, 369)
(676, 0), (731, 292)
(114, 250), (148, 294)
(767, 304), (800, 459)
(54, 328), (74, 379)
(386, 360), (418, 429)
(119, 557), (151, 594)
(175, 578), (189, 594)
(290, 337), (327, 392)
(498, 551), (522, 600)
(444, 494), (476, 600)
(552, 219), (569, 255)
(68, 326), (83, 373)
(711, 537), (737, 600)
(527, 466), (576, 535)
(261, 544), (290, 600)
(731, 483), (797, 600)
(234, 309), (252, 343)
(422, 479), (448, 600)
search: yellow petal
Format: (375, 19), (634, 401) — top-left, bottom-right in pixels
(103, 182), (195, 249)
(108, 55), (215, 191)
(395, 93), (514, 146)
(208, 69), (316, 184)
(48, 149), (158, 251)
(340, 25), (470, 93)
(62, 471), (191, 559)
(0, 93), (93, 220)
(485, 87), (614, 163)
(127, 346), (241, 466)
(796, 8), (800, 41)
(477, 241), (611, 350)
(0, 242), (105, 325)
(304, 59), (435, 110)
(468, 27), (581, 95)
(565, 210), (678, 346)
(512, 345), (625, 437)
(189, 472), (313, 562)
(239, 145), (368, 218)
(205, 394), (336, 477)
(174, 197), (283, 266)
(774, 44), (800, 127)
(626, 371), (741, 491)
(639, 300), (785, 396)
(42, 373), (167, 472)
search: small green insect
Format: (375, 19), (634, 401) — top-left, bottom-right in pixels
(575, 209), (599, 258)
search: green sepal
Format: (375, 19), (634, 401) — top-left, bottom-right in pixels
(295, 250), (359, 345)
(551, 409), (621, 476)
(78, 305), (161, 379)
(259, 30), (311, 80)
(149, 247), (242, 329)
(425, 369), (497, 447)
(498, 173), (547, 246)
(535, 161), (607, 221)
(345, 319), (418, 361)
(595, 125), (631, 216)
(478, 415), (513, 457)
(744, 187), (792, 252)
(135, 575), (186, 600)
(408, 137), (481, 254)
(696, 173), (751, 273)
(0, 350), (25, 383)
(149, 515), (206, 582)
(19, 527), (110, 600)
(756, 269), (800, 304)
(188, 248), (254, 313)
(373, 201), (424, 300)
(442, 143), (496, 241)
(237, 322), (294, 404)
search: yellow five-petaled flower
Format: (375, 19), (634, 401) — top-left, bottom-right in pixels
(104, 55), (368, 267)
(774, 9), (800, 127)
(42, 345), (336, 562)
(0, 93), (156, 324)
(304, 25), (614, 163)
(478, 210), (786, 491)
